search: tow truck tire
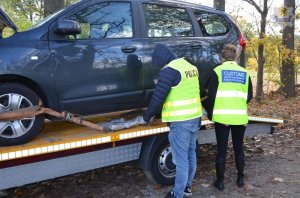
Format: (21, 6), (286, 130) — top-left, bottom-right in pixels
(144, 140), (176, 185)
(0, 83), (44, 146)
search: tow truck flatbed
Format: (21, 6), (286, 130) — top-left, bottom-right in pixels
(0, 113), (283, 190)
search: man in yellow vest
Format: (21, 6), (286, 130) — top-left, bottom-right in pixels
(203, 44), (253, 191)
(143, 44), (203, 198)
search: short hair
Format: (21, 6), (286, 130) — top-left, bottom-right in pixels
(221, 44), (237, 61)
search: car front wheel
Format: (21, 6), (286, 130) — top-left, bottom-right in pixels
(0, 83), (44, 146)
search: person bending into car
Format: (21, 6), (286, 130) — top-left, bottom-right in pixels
(143, 44), (203, 198)
(203, 44), (253, 191)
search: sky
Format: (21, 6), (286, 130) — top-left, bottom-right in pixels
(183, 0), (300, 35)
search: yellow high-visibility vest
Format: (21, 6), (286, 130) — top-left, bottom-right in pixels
(213, 61), (249, 125)
(162, 58), (202, 122)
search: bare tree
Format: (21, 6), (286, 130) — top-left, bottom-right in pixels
(44, 0), (66, 17)
(214, 0), (225, 11)
(281, 0), (296, 97)
(243, 0), (271, 102)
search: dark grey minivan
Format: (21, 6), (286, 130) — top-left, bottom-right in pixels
(0, 0), (246, 145)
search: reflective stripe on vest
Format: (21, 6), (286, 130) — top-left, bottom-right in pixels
(216, 91), (248, 100)
(162, 58), (202, 122)
(162, 107), (202, 118)
(163, 98), (201, 108)
(213, 109), (247, 115)
(213, 61), (249, 125)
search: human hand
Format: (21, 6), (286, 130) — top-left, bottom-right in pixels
(142, 114), (154, 125)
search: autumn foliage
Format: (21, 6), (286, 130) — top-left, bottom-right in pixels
(246, 35), (300, 93)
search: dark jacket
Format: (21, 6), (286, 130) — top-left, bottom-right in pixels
(202, 62), (253, 121)
(143, 44), (179, 122)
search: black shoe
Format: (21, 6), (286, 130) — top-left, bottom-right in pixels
(165, 190), (176, 198)
(235, 156), (245, 188)
(213, 180), (224, 191)
(237, 176), (245, 187)
(215, 160), (226, 191)
(183, 186), (192, 197)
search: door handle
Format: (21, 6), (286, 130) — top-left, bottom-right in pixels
(190, 43), (202, 49)
(121, 46), (137, 53)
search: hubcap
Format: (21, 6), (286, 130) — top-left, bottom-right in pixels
(0, 93), (35, 138)
(158, 145), (176, 178)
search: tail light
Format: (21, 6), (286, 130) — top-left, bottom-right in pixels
(239, 33), (247, 50)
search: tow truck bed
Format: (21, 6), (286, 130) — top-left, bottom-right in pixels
(0, 113), (283, 190)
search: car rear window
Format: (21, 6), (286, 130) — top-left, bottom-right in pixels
(143, 4), (194, 37)
(193, 9), (229, 37)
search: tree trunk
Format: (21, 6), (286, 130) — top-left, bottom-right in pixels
(256, 10), (267, 102)
(214, 0), (225, 11)
(242, 0), (269, 103)
(281, 0), (296, 97)
(44, 0), (66, 17)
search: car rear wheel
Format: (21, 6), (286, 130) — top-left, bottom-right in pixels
(144, 140), (176, 185)
(0, 83), (44, 146)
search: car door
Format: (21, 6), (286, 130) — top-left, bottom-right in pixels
(49, 0), (144, 114)
(137, 2), (204, 98)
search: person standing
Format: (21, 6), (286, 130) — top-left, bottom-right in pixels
(203, 44), (253, 191)
(143, 44), (203, 198)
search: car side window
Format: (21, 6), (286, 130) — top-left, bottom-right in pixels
(143, 4), (193, 37)
(67, 2), (133, 39)
(193, 10), (229, 37)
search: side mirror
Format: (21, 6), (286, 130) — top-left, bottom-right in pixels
(54, 19), (81, 35)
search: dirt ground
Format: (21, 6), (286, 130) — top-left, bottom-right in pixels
(2, 89), (300, 198)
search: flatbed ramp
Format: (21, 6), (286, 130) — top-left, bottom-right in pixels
(0, 114), (283, 190)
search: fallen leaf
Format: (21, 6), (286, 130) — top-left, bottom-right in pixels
(201, 183), (210, 188)
(273, 177), (284, 182)
(154, 184), (161, 190)
(245, 184), (254, 190)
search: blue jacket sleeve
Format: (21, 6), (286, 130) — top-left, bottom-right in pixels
(143, 67), (180, 122)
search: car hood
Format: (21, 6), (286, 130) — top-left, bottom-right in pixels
(0, 7), (18, 32)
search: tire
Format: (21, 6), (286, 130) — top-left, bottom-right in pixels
(145, 140), (176, 185)
(0, 83), (44, 146)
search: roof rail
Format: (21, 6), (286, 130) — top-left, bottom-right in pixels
(148, 0), (217, 11)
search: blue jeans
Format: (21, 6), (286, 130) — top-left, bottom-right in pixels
(168, 118), (200, 198)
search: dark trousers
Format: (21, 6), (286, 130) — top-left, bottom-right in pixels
(214, 122), (246, 180)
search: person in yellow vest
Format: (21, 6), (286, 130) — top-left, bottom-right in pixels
(203, 44), (253, 191)
(143, 44), (203, 198)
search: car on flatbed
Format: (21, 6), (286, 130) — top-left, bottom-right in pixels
(0, 0), (246, 146)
